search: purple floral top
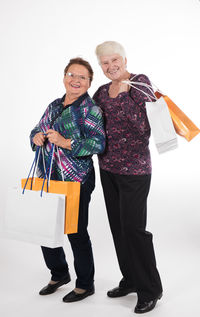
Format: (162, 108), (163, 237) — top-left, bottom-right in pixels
(93, 74), (154, 175)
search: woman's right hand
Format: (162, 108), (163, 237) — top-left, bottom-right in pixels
(32, 132), (46, 146)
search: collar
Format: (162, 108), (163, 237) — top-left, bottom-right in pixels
(61, 92), (89, 109)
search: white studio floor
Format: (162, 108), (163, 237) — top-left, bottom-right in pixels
(1, 165), (200, 317)
(1, 240), (200, 317)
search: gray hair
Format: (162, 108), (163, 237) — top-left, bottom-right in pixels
(95, 41), (126, 63)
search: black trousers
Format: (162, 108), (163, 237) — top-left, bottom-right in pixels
(41, 168), (95, 290)
(100, 168), (163, 302)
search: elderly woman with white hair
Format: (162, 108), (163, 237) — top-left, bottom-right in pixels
(93, 41), (163, 314)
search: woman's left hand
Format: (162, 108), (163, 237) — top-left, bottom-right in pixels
(118, 81), (130, 93)
(46, 129), (71, 150)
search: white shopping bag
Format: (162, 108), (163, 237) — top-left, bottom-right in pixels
(123, 77), (178, 154)
(146, 97), (178, 154)
(2, 186), (65, 248)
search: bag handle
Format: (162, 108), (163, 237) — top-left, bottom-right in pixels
(56, 146), (64, 182)
(23, 144), (64, 196)
(46, 145), (64, 185)
(122, 79), (156, 102)
(40, 144), (55, 195)
(22, 146), (41, 194)
(122, 76), (164, 102)
(41, 144), (64, 196)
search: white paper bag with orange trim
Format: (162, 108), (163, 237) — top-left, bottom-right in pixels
(145, 96), (178, 153)
(123, 78), (178, 154)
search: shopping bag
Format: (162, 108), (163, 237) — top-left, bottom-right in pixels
(155, 91), (200, 141)
(21, 178), (80, 234)
(3, 186), (65, 247)
(21, 145), (80, 234)
(146, 96), (178, 153)
(123, 78), (178, 154)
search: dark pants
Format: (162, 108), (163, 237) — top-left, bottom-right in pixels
(100, 168), (163, 302)
(41, 168), (95, 290)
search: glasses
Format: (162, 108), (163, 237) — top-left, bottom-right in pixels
(65, 72), (90, 82)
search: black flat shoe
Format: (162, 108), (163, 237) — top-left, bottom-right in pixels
(134, 293), (163, 314)
(39, 273), (71, 295)
(63, 287), (95, 302)
(107, 286), (136, 298)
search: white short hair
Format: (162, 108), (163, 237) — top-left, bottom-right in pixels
(95, 41), (126, 63)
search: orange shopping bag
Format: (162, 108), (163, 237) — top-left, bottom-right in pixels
(123, 77), (200, 142)
(155, 92), (200, 141)
(21, 177), (80, 234)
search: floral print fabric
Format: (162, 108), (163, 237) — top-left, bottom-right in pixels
(93, 74), (154, 175)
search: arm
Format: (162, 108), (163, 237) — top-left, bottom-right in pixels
(70, 103), (105, 157)
(130, 74), (155, 103)
(121, 74), (153, 133)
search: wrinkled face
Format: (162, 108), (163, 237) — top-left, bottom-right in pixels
(99, 54), (127, 81)
(63, 64), (91, 98)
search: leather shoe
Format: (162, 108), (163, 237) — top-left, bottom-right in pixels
(134, 293), (163, 314)
(107, 286), (136, 298)
(63, 287), (95, 302)
(39, 273), (71, 295)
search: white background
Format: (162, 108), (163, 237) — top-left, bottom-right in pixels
(0, 0), (200, 316)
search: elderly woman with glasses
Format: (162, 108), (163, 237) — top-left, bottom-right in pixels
(93, 41), (163, 314)
(30, 57), (105, 303)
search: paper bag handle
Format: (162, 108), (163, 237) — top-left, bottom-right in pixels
(23, 143), (64, 196)
(22, 146), (41, 194)
(122, 75), (164, 102)
(41, 144), (64, 195)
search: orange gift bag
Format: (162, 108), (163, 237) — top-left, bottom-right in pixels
(155, 92), (200, 141)
(123, 77), (200, 142)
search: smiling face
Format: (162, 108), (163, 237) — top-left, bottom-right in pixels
(99, 54), (127, 82)
(63, 64), (91, 99)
